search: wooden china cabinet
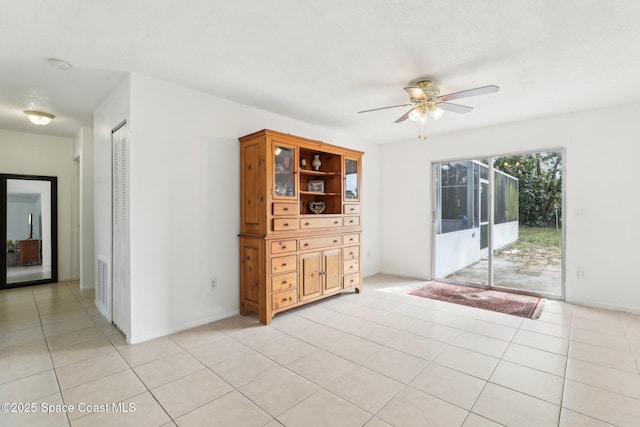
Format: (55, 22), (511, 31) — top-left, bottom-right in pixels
(239, 129), (363, 324)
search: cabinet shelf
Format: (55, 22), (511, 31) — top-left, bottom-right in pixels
(300, 191), (341, 196)
(299, 170), (340, 177)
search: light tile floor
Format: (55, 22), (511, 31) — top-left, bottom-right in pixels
(1, 274), (640, 426)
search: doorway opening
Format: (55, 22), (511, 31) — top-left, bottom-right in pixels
(432, 151), (563, 298)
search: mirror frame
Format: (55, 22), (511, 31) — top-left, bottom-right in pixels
(1, 174), (58, 288)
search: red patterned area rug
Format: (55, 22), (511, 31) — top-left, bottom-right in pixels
(409, 281), (545, 319)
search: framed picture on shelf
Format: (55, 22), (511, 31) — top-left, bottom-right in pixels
(307, 180), (324, 192)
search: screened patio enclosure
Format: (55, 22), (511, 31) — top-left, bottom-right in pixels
(434, 160), (518, 280)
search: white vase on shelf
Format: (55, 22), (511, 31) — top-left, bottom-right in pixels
(312, 154), (321, 171)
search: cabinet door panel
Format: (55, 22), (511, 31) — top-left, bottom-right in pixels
(324, 249), (342, 293)
(272, 142), (296, 199)
(300, 252), (322, 300)
(344, 157), (360, 201)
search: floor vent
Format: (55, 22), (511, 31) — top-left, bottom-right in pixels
(96, 257), (110, 313)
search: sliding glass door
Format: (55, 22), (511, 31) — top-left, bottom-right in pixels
(1, 174), (58, 288)
(432, 151), (563, 298)
(433, 159), (489, 287)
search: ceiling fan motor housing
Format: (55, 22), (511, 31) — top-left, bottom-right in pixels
(417, 80), (441, 98)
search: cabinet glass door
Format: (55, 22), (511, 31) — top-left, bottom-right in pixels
(344, 158), (359, 201)
(273, 145), (296, 198)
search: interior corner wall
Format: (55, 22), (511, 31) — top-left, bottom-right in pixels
(94, 73), (380, 343)
(74, 127), (95, 289)
(0, 129), (76, 282)
(93, 76), (131, 329)
(379, 102), (640, 313)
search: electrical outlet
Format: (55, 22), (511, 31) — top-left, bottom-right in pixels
(210, 279), (217, 290)
(576, 268), (584, 279)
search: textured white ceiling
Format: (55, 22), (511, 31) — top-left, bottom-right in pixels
(2, 1), (640, 144)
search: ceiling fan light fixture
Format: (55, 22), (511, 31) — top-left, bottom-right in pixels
(428, 105), (445, 120)
(408, 106), (427, 123)
(24, 110), (55, 126)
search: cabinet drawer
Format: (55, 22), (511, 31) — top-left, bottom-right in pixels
(343, 233), (360, 245)
(271, 272), (298, 293)
(344, 216), (360, 227)
(273, 203), (297, 216)
(343, 246), (360, 260)
(300, 216), (342, 229)
(271, 239), (297, 254)
(344, 204), (360, 214)
(273, 218), (299, 232)
(271, 254), (297, 274)
(299, 235), (342, 251)
(272, 289), (297, 310)
(343, 259), (359, 274)
(344, 272), (361, 289)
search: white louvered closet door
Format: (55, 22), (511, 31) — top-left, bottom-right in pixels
(112, 121), (130, 333)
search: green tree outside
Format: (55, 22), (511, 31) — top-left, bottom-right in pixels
(493, 152), (562, 227)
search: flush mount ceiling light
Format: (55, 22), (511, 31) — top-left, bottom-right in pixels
(48, 58), (72, 71)
(24, 110), (55, 126)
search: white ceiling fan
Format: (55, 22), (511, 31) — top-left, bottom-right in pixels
(358, 80), (499, 138)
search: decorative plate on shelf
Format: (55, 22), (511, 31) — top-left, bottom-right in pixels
(308, 201), (326, 214)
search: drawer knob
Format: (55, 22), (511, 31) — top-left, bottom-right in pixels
(304, 222), (310, 226)
(283, 223), (289, 227)
(333, 240), (338, 244)
(283, 207), (289, 211)
(281, 245), (287, 250)
(304, 243), (309, 247)
(333, 221), (339, 225)
(281, 263), (287, 268)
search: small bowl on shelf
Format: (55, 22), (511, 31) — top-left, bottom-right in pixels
(308, 201), (326, 214)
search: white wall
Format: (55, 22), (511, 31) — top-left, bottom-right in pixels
(0, 129), (76, 281)
(94, 73), (380, 343)
(93, 76), (131, 325)
(380, 103), (640, 313)
(74, 127), (95, 289)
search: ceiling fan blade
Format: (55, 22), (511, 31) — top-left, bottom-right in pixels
(404, 87), (427, 100)
(440, 85), (499, 101)
(437, 102), (473, 114)
(358, 103), (413, 114)
(395, 106), (419, 123)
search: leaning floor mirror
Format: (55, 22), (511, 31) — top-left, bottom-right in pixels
(1, 174), (58, 288)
